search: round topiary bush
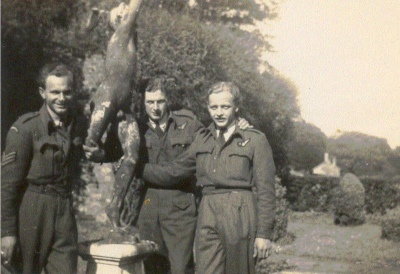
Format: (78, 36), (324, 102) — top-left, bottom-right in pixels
(334, 173), (366, 226)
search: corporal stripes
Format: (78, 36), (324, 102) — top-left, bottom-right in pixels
(1, 152), (17, 167)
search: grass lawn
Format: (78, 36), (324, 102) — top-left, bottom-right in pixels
(263, 210), (400, 273)
(76, 209), (400, 273)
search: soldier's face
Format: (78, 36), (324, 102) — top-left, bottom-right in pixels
(144, 89), (168, 122)
(39, 75), (74, 117)
(208, 90), (239, 130)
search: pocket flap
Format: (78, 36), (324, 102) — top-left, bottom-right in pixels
(38, 137), (60, 153)
(172, 195), (192, 210)
(170, 136), (192, 146)
(228, 147), (252, 159)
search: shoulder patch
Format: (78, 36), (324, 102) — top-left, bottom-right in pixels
(18, 112), (40, 124)
(172, 109), (196, 120)
(237, 138), (251, 147)
(177, 121), (187, 130)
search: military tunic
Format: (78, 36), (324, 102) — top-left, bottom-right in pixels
(1, 104), (85, 274)
(138, 109), (204, 274)
(142, 122), (276, 274)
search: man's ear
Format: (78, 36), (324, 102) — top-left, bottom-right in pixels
(39, 87), (46, 100)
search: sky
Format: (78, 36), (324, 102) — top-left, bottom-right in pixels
(262, 0), (400, 149)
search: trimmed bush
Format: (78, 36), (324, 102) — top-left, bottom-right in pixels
(380, 207), (400, 242)
(286, 175), (400, 215)
(286, 175), (339, 212)
(382, 218), (400, 242)
(334, 173), (366, 226)
(362, 176), (400, 214)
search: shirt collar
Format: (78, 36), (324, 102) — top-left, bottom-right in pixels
(217, 123), (236, 141)
(207, 120), (244, 141)
(46, 104), (63, 126)
(147, 111), (173, 132)
(40, 104), (73, 134)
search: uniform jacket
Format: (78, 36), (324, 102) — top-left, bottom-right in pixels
(142, 109), (203, 191)
(143, 122), (276, 239)
(1, 104), (85, 237)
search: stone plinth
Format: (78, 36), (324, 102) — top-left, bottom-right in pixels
(79, 241), (158, 274)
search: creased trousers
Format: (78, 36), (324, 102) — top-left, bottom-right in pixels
(195, 190), (256, 274)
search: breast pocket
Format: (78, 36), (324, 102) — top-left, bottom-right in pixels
(37, 138), (63, 175)
(169, 136), (192, 158)
(195, 146), (213, 177)
(226, 147), (253, 181)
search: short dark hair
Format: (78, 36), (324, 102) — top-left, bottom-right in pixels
(37, 63), (74, 89)
(145, 77), (165, 94)
(207, 82), (241, 106)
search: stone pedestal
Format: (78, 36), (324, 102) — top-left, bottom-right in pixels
(79, 241), (158, 274)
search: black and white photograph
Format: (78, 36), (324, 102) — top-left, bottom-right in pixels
(2, 1), (400, 273)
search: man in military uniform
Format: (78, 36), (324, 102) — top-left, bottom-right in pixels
(1, 63), (85, 274)
(141, 82), (276, 274)
(137, 78), (203, 273)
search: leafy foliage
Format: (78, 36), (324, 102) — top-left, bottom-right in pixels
(388, 146), (400, 174)
(79, 8), (299, 174)
(334, 173), (366, 226)
(378, 206), (400, 242)
(287, 121), (328, 172)
(286, 175), (339, 212)
(2, 0), (299, 174)
(286, 174), (400, 216)
(362, 176), (400, 214)
(273, 181), (289, 241)
(328, 132), (394, 177)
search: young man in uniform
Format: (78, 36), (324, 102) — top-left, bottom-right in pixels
(138, 78), (203, 273)
(141, 82), (276, 274)
(85, 78), (251, 273)
(1, 63), (85, 273)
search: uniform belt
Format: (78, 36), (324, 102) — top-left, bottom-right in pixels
(200, 185), (252, 195)
(27, 183), (71, 198)
(147, 182), (195, 192)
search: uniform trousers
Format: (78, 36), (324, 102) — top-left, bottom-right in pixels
(138, 188), (197, 274)
(195, 190), (257, 274)
(18, 189), (78, 274)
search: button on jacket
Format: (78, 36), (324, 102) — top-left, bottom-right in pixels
(143, 122), (276, 239)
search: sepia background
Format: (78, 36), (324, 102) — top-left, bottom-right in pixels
(2, 1), (399, 273)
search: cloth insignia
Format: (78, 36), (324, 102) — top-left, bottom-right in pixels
(238, 139), (250, 147)
(177, 122), (187, 130)
(1, 151), (17, 167)
(10, 126), (19, 133)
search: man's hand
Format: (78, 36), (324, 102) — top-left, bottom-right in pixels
(1, 236), (17, 264)
(83, 141), (106, 163)
(253, 237), (272, 259)
(237, 117), (254, 130)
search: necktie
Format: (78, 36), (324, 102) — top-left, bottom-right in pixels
(217, 129), (226, 147)
(154, 122), (164, 136)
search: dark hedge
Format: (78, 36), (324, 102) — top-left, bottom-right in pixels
(286, 175), (400, 215)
